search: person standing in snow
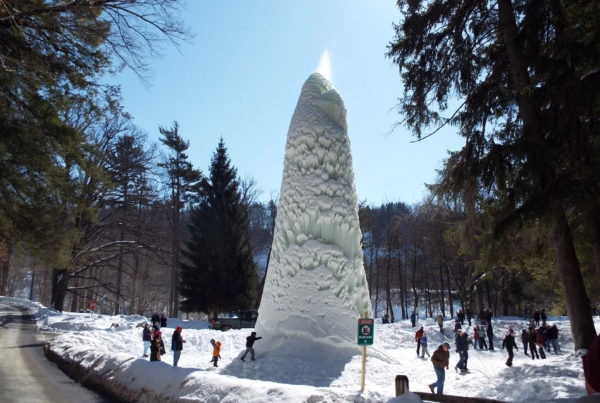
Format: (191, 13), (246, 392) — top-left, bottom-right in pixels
(547, 324), (560, 353)
(479, 325), (488, 350)
(428, 343), (450, 395)
(436, 313), (444, 333)
(457, 309), (465, 325)
(171, 326), (186, 367)
(142, 323), (152, 357)
(151, 312), (160, 325)
(485, 308), (494, 325)
(455, 330), (468, 372)
(541, 308), (547, 326)
(415, 326), (424, 357)
(521, 329), (529, 356)
(410, 311), (416, 327)
(528, 327), (540, 359)
(533, 309), (540, 327)
(536, 327), (547, 359)
(453, 320), (462, 335)
(466, 308), (473, 326)
(421, 331), (431, 358)
(241, 331), (262, 361)
(486, 322), (495, 351)
(211, 340), (221, 367)
(150, 330), (165, 361)
(473, 326), (480, 350)
(502, 328), (518, 367)
(160, 313), (167, 328)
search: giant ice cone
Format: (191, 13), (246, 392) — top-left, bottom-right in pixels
(255, 72), (371, 361)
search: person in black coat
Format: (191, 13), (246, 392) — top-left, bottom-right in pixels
(241, 331), (262, 361)
(520, 329), (529, 356)
(171, 326), (186, 367)
(142, 323), (152, 357)
(502, 328), (518, 367)
(528, 327), (540, 359)
(486, 323), (495, 351)
(454, 330), (468, 372)
(160, 313), (167, 328)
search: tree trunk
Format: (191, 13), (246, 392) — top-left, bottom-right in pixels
(498, 0), (597, 349)
(0, 238), (11, 295)
(438, 261), (445, 316)
(51, 269), (69, 312)
(585, 207), (600, 282)
(548, 196), (597, 348)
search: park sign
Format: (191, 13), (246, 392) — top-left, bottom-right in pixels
(357, 318), (374, 345)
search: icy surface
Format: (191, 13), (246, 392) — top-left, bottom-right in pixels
(255, 73), (371, 362)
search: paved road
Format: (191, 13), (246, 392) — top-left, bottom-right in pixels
(0, 303), (111, 403)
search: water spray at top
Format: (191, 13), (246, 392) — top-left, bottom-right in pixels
(316, 49), (332, 83)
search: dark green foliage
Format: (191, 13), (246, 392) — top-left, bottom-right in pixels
(180, 139), (258, 315)
(387, 0), (600, 348)
(158, 121), (202, 317)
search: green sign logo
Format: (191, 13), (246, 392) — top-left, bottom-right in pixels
(357, 318), (374, 345)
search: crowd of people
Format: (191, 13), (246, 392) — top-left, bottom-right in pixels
(141, 312), (262, 368)
(409, 307), (577, 397)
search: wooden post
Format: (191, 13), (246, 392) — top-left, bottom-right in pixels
(360, 311), (367, 392)
(395, 375), (409, 395)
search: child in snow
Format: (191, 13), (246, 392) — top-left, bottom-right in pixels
(241, 331), (262, 361)
(150, 330), (165, 362)
(420, 331), (431, 358)
(211, 340), (221, 367)
(479, 325), (488, 350)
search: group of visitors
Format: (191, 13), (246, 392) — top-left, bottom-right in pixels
(141, 316), (262, 368)
(416, 307), (596, 400)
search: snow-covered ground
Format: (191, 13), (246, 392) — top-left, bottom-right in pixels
(1, 296), (597, 402)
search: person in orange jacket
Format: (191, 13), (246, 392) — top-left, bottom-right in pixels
(211, 340), (221, 367)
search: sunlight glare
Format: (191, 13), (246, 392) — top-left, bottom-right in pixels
(316, 50), (332, 82)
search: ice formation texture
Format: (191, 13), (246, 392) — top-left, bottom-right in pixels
(256, 73), (371, 359)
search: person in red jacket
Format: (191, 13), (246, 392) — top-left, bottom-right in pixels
(415, 326), (424, 356)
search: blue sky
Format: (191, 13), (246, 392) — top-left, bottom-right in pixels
(112, 1), (464, 206)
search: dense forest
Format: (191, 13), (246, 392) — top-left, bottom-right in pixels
(1, 1), (598, 350)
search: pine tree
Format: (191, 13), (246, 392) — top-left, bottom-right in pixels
(180, 139), (258, 316)
(387, 0), (600, 348)
(158, 121), (202, 318)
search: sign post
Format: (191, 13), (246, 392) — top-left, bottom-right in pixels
(357, 313), (374, 392)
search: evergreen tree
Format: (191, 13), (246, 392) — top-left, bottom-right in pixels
(180, 139), (258, 316)
(0, 0), (187, 301)
(105, 132), (156, 314)
(387, 0), (600, 348)
(158, 121), (202, 317)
